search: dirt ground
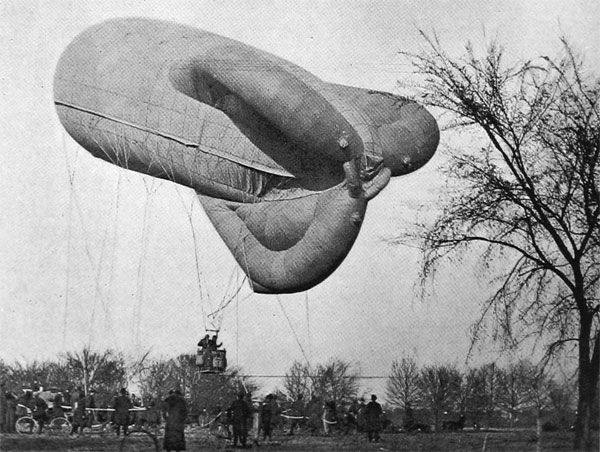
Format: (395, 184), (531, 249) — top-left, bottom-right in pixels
(0, 427), (579, 452)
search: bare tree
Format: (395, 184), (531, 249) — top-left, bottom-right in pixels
(496, 360), (537, 428)
(401, 34), (599, 449)
(547, 374), (577, 429)
(283, 359), (359, 406)
(310, 359), (359, 405)
(386, 356), (421, 410)
(137, 359), (175, 400)
(417, 363), (462, 431)
(529, 365), (557, 447)
(137, 354), (257, 418)
(284, 360), (311, 400)
(465, 363), (502, 428)
(64, 347), (127, 396)
(5, 360), (70, 393)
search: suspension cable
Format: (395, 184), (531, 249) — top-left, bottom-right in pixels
(62, 137), (118, 350)
(133, 178), (159, 351)
(175, 187), (219, 333)
(305, 291), (312, 367)
(276, 295), (311, 368)
(62, 135), (77, 349)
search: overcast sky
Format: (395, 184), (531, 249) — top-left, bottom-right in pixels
(1, 0), (598, 398)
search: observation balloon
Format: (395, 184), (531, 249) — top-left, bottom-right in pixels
(54, 18), (439, 294)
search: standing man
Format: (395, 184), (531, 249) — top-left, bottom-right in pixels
(70, 391), (86, 436)
(208, 334), (222, 351)
(227, 392), (250, 448)
(197, 334), (210, 350)
(196, 334), (211, 368)
(163, 389), (188, 452)
(364, 394), (382, 442)
(113, 388), (133, 436)
(85, 390), (96, 428)
(260, 394), (274, 442)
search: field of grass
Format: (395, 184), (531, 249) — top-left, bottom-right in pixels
(0, 426), (584, 452)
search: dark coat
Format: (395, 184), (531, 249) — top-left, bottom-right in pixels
(364, 400), (382, 431)
(113, 394), (133, 425)
(163, 394), (187, 451)
(260, 401), (273, 427)
(32, 396), (48, 422)
(228, 398), (250, 427)
(71, 396), (86, 427)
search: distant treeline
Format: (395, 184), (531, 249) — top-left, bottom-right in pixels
(1, 350), (593, 432)
(383, 358), (584, 431)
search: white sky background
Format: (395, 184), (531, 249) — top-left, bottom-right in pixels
(1, 0), (598, 398)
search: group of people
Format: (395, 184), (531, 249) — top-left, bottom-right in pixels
(0, 382), (70, 434)
(274, 393), (384, 441)
(196, 334), (227, 371)
(220, 391), (285, 448)
(2, 379), (385, 449)
(214, 392), (384, 448)
(197, 334), (222, 352)
(0, 381), (187, 452)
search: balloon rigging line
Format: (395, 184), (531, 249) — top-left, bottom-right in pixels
(175, 187), (210, 332)
(207, 287), (251, 320)
(87, 171), (124, 348)
(189, 209), (210, 332)
(62, 134), (76, 350)
(87, 199), (112, 348)
(62, 138), (119, 351)
(238, 227), (253, 295)
(204, 209), (254, 327)
(276, 295), (311, 368)
(218, 266), (248, 314)
(176, 187), (249, 332)
(133, 179), (157, 350)
(305, 291), (312, 367)
(103, 172), (122, 335)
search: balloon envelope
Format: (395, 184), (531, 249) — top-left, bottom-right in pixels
(54, 18), (439, 293)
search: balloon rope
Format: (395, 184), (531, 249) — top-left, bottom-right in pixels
(133, 179), (159, 350)
(188, 199), (210, 331)
(103, 173), (122, 339)
(61, 132), (76, 349)
(62, 137), (118, 350)
(276, 295), (311, 368)
(207, 280), (250, 321)
(174, 188), (214, 332)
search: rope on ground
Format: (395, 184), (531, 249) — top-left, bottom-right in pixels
(202, 410), (225, 427)
(280, 414), (307, 420)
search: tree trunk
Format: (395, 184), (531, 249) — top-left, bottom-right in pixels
(573, 311), (599, 451)
(536, 408), (542, 452)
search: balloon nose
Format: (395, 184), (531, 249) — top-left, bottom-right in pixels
(379, 102), (439, 176)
